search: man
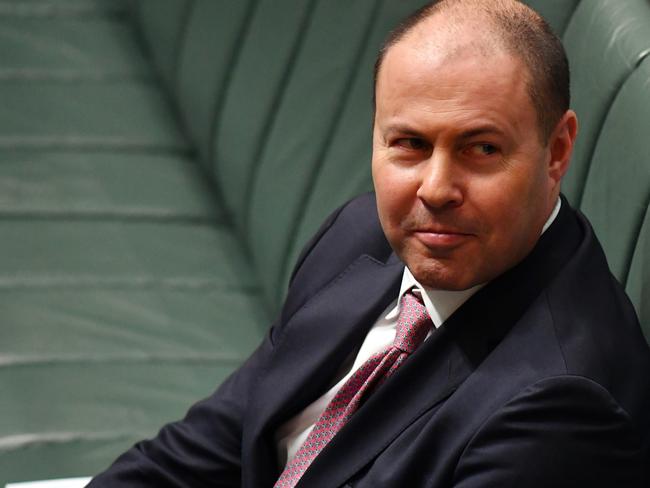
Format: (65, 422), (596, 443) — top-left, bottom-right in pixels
(89, 0), (650, 486)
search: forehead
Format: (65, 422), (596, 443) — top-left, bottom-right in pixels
(375, 20), (536, 136)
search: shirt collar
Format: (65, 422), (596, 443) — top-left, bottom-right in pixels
(397, 197), (562, 329)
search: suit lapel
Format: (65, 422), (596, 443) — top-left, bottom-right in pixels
(244, 253), (403, 487)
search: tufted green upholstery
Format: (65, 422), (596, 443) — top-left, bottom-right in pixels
(176, 0), (257, 166)
(134, 0), (191, 88)
(0, 18), (147, 79)
(0, 0), (132, 17)
(1, 0), (649, 484)
(580, 56), (650, 287)
(213, 0), (317, 228)
(561, 0), (650, 205)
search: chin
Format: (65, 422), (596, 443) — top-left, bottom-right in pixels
(409, 264), (478, 291)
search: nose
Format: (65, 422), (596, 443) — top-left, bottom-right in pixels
(416, 147), (463, 209)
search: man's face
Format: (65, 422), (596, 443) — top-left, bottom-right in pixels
(372, 30), (563, 290)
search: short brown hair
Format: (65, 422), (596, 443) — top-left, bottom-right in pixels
(373, 0), (570, 142)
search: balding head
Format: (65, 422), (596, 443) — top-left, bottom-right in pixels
(374, 0), (570, 142)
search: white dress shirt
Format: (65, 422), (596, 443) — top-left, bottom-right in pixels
(275, 198), (561, 467)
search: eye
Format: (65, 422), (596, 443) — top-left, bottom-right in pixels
(394, 137), (429, 151)
(466, 143), (499, 157)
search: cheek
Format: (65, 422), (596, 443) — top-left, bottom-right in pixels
(379, 181), (418, 223)
(373, 161), (418, 239)
(480, 166), (549, 247)
(464, 167), (535, 233)
(487, 159), (545, 204)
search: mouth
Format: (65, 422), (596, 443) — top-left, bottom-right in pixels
(412, 229), (474, 249)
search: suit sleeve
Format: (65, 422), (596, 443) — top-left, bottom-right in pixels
(452, 376), (646, 488)
(86, 324), (277, 488)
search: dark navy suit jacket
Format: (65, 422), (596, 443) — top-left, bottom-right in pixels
(89, 193), (650, 487)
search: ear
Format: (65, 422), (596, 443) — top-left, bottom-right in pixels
(547, 110), (578, 185)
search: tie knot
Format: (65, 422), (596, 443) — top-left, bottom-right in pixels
(394, 290), (432, 353)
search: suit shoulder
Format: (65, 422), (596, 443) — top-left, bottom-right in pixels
(290, 193), (390, 279)
(282, 193), (393, 319)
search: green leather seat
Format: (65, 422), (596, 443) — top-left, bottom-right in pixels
(0, 17), (147, 79)
(135, 0), (191, 88)
(175, 0), (257, 165)
(561, 0), (650, 205)
(0, 0), (131, 17)
(580, 56), (650, 285)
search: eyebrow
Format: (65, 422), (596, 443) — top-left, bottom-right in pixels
(382, 124), (426, 138)
(457, 125), (507, 140)
(382, 123), (507, 139)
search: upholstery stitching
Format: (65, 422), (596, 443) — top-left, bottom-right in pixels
(0, 276), (261, 291)
(239, 0), (321, 236)
(204, 0), (260, 173)
(0, 136), (190, 152)
(0, 70), (153, 82)
(273, 0), (386, 306)
(578, 59), (650, 286)
(576, 15), (650, 207)
(169, 0), (196, 94)
(0, 211), (221, 224)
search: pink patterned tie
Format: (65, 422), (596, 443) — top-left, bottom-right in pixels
(274, 290), (432, 487)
